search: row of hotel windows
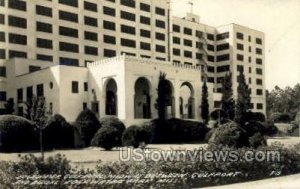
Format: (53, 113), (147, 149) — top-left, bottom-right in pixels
(0, 0), (166, 16)
(236, 32), (262, 44)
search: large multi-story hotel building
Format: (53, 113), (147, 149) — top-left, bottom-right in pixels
(0, 0), (265, 125)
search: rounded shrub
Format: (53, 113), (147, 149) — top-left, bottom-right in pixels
(241, 121), (265, 137)
(99, 116), (125, 146)
(0, 115), (37, 152)
(241, 112), (266, 123)
(75, 109), (101, 147)
(44, 114), (74, 149)
(122, 125), (141, 148)
(249, 133), (266, 148)
(209, 121), (248, 148)
(90, 126), (120, 150)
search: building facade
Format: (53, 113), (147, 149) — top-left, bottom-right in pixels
(0, 0), (266, 123)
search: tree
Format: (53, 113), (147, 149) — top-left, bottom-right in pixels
(27, 96), (49, 161)
(235, 69), (251, 124)
(4, 98), (14, 114)
(156, 72), (168, 121)
(201, 79), (209, 123)
(221, 72), (235, 120)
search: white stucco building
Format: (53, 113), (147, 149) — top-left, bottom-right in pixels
(0, 0), (266, 123)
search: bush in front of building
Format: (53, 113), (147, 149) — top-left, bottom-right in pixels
(99, 116), (125, 146)
(249, 132), (266, 148)
(0, 115), (38, 152)
(43, 114), (74, 149)
(75, 109), (101, 147)
(208, 121), (249, 148)
(241, 120), (265, 137)
(122, 125), (141, 148)
(241, 111), (266, 123)
(90, 126), (120, 150)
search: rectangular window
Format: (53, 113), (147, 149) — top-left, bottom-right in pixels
(9, 50), (27, 58)
(256, 79), (263, 85)
(155, 7), (165, 16)
(140, 16), (150, 25)
(0, 14), (4, 24)
(0, 0), (4, 6)
(256, 68), (263, 75)
(85, 46), (98, 55)
(121, 25), (135, 35)
(140, 29), (151, 38)
(217, 65), (230, 72)
(256, 48), (262, 55)
(84, 82), (88, 91)
(71, 81), (78, 93)
(103, 35), (116, 44)
(37, 38), (52, 49)
(17, 88), (23, 102)
(257, 103), (263, 110)
(173, 37), (180, 44)
(60, 57), (79, 66)
(248, 56), (252, 63)
(207, 66), (215, 73)
(9, 33), (27, 45)
(0, 49), (5, 59)
(36, 5), (52, 17)
(196, 42), (203, 49)
(59, 26), (78, 38)
(85, 31), (98, 41)
(104, 49), (116, 57)
(0, 31), (5, 42)
(173, 48), (180, 56)
(216, 32), (229, 40)
(59, 10), (78, 23)
(36, 22), (52, 33)
(0, 91), (6, 101)
(207, 33), (214, 41)
(217, 43), (229, 51)
(156, 32), (165, 41)
(84, 16), (97, 27)
(173, 25), (180, 32)
(216, 54), (229, 62)
(196, 53), (203, 60)
(26, 86), (33, 101)
(256, 58), (262, 65)
(236, 32), (244, 40)
(248, 36), (251, 42)
(196, 30), (203, 37)
(83, 102), (87, 110)
(59, 42), (79, 53)
(8, 15), (27, 28)
(184, 27), (192, 35)
(121, 11), (135, 21)
(207, 55), (214, 62)
(155, 20), (165, 28)
(140, 3), (150, 12)
(8, 0), (26, 11)
(256, 38), (262, 45)
(37, 54), (53, 62)
(59, 0), (78, 7)
(103, 6), (115, 16)
(156, 45), (165, 53)
(36, 84), (44, 97)
(120, 0), (135, 8)
(0, 66), (6, 77)
(103, 20), (115, 30)
(91, 102), (99, 113)
(249, 46), (252, 52)
(29, 65), (41, 73)
(237, 65), (244, 72)
(237, 43), (244, 50)
(237, 54), (244, 61)
(208, 77), (215, 83)
(84, 1), (97, 12)
(207, 44), (214, 51)
(121, 38), (136, 48)
(184, 51), (192, 58)
(183, 39), (192, 47)
(140, 42), (151, 50)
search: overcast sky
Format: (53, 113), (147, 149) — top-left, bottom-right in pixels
(172, 0), (300, 90)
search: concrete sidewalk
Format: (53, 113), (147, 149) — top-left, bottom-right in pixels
(201, 173), (300, 189)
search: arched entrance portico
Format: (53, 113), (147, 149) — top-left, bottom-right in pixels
(165, 80), (175, 118)
(179, 82), (195, 119)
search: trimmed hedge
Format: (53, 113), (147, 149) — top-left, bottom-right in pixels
(99, 116), (125, 146)
(75, 109), (101, 147)
(122, 125), (141, 148)
(91, 126), (120, 150)
(43, 114), (74, 149)
(0, 115), (37, 152)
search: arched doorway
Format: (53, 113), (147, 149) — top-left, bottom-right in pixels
(165, 80), (175, 118)
(179, 82), (195, 119)
(134, 77), (151, 119)
(105, 78), (117, 115)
